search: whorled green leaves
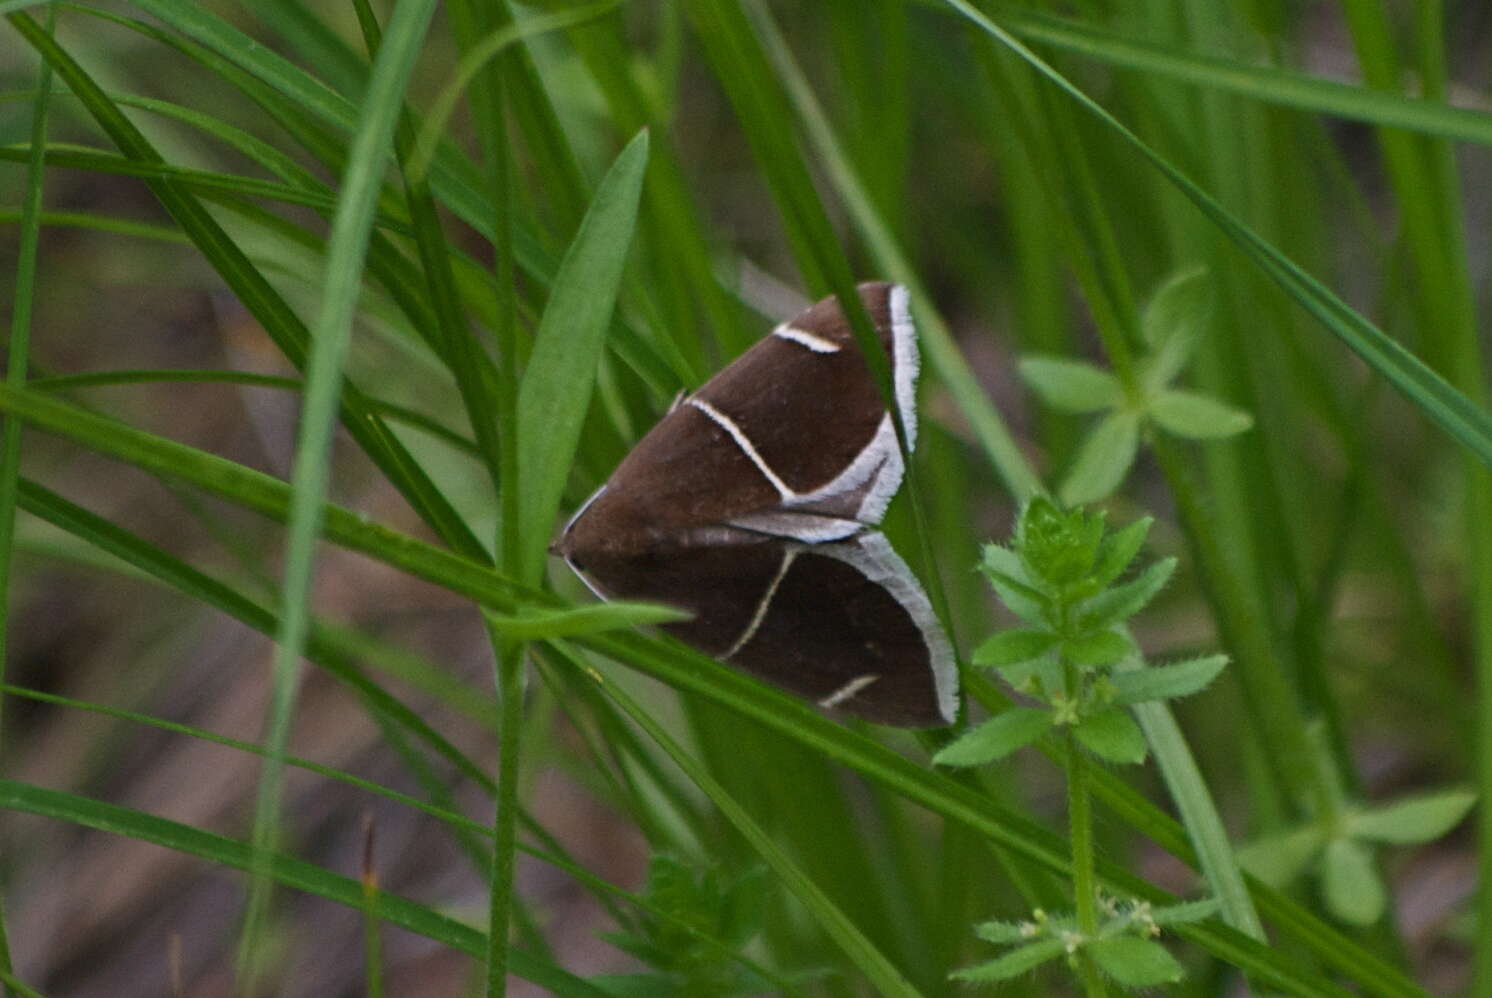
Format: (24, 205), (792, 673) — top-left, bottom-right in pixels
(1019, 269), (1253, 506)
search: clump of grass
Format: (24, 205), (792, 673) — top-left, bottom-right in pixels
(0, 2), (1485, 996)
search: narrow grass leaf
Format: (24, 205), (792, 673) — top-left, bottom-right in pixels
(933, 709), (1054, 767)
(6, 11), (486, 559)
(1125, 679), (1268, 941)
(0, 402), (1426, 996)
(33, 369), (480, 457)
(1322, 838), (1386, 926)
(582, 664), (925, 998)
(16, 479), (502, 794)
(0, 385), (532, 615)
(0, 781), (610, 996)
(1088, 935), (1183, 987)
(0, 969), (44, 998)
(749, 1), (1044, 500)
(3, 681), (784, 990)
(487, 602), (689, 641)
(240, 2), (440, 976)
(1020, 356), (1123, 413)
(408, 1), (621, 182)
(574, 629), (1413, 997)
(1347, 789), (1476, 844)
(1151, 390), (1254, 439)
(1113, 656), (1228, 706)
(996, 7), (1492, 149)
(1060, 410), (1139, 506)
(0, 4), (53, 984)
(945, 0), (1492, 471)
(515, 130), (648, 585)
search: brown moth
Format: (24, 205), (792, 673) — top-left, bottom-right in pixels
(556, 283), (957, 727)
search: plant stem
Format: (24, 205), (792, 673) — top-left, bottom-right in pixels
(485, 638), (524, 996)
(1065, 724), (1107, 998)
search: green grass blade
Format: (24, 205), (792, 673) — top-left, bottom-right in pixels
(484, 603), (689, 641)
(0, 392), (1433, 996)
(0, 385), (523, 609)
(579, 631), (1419, 997)
(0, 781), (611, 997)
(494, 129), (645, 995)
(942, 0), (1492, 471)
(0, 5), (54, 987)
(0, 207), (186, 243)
(996, 7), (1492, 148)
(6, 11), (487, 559)
(238, 2), (440, 977)
(583, 660), (927, 998)
(16, 476), (501, 811)
(747, 0), (1042, 502)
(30, 369), (480, 457)
(514, 130), (649, 585)
(1130, 697), (1264, 939)
(407, 1), (620, 182)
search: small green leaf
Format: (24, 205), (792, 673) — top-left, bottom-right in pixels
(1076, 557), (1176, 631)
(1059, 411), (1140, 506)
(1321, 838), (1386, 926)
(1140, 266), (1211, 387)
(1019, 355), (1123, 413)
(1238, 824), (1327, 887)
(516, 130), (649, 585)
(980, 545), (1048, 625)
(1088, 516), (1152, 590)
(933, 709), (1054, 767)
(1149, 897), (1222, 925)
(1347, 789), (1476, 844)
(972, 629), (1058, 668)
(1112, 655), (1228, 705)
(1088, 935), (1184, 987)
(1062, 629), (1133, 668)
(950, 938), (1066, 982)
(973, 919), (1035, 944)
(1150, 389), (1254, 439)
(485, 602), (690, 641)
(1074, 708), (1147, 764)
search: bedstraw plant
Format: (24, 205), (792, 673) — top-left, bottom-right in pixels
(938, 499), (1225, 991)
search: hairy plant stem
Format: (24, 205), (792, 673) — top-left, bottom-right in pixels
(1065, 663), (1107, 998)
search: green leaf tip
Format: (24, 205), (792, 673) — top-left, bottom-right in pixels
(1019, 355), (1123, 413)
(1151, 389), (1254, 439)
(515, 129), (650, 586)
(1347, 788), (1476, 844)
(933, 708), (1054, 767)
(1089, 935), (1184, 987)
